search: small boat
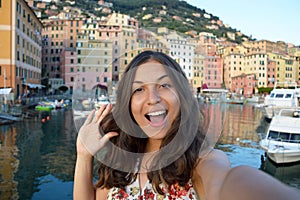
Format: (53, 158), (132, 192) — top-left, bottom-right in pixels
(94, 95), (110, 110)
(35, 101), (55, 111)
(260, 108), (300, 164)
(10, 104), (23, 117)
(257, 82), (300, 120)
(0, 112), (22, 122)
(247, 95), (264, 103)
(222, 93), (246, 104)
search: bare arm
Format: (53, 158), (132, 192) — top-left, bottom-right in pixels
(73, 148), (95, 200)
(220, 165), (300, 200)
(195, 149), (231, 200)
(73, 104), (118, 200)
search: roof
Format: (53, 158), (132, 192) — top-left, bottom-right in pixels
(0, 88), (12, 95)
(23, 83), (45, 89)
(269, 115), (300, 134)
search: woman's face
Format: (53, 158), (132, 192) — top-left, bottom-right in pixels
(130, 60), (180, 140)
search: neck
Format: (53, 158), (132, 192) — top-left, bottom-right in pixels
(145, 138), (162, 153)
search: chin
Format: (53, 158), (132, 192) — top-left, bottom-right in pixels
(142, 127), (169, 140)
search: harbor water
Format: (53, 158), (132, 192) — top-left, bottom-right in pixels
(0, 103), (300, 199)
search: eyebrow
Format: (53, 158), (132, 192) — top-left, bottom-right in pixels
(133, 74), (169, 84)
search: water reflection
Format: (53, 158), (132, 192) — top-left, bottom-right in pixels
(260, 157), (300, 189)
(0, 104), (299, 200)
(0, 110), (77, 200)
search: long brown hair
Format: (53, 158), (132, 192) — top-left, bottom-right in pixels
(96, 51), (208, 194)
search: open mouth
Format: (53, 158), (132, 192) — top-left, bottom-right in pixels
(145, 110), (167, 126)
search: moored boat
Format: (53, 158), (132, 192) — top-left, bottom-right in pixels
(222, 93), (246, 104)
(257, 82), (300, 120)
(247, 95), (264, 103)
(35, 101), (55, 111)
(94, 95), (110, 110)
(260, 108), (300, 164)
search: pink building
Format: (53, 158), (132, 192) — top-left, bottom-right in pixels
(60, 48), (77, 94)
(231, 73), (255, 96)
(266, 60), (276, 88)
(198, 32), (217, 56)
(205, 55), (223, 88)
(42, 19), (84, 79)
(42, 19), (84, 93)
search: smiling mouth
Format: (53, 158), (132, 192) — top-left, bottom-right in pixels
(145, 110), (167, 126)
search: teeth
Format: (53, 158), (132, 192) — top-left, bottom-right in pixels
(147, 110), (166, 116)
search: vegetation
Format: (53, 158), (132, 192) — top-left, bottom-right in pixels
(64, 0), (252, 43)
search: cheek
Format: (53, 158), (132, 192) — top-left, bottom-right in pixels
(130, 96), (144, 119)
(168, 93), (180, 116)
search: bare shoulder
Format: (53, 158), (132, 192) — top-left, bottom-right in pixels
(197, 148), (230, 167)
(96, 187), (109, 200)
(193, 149), (231, 199)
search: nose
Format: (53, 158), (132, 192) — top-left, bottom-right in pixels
(147, 86), (161, 105)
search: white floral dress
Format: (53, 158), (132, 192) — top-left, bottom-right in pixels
(106, 179), (198, 199)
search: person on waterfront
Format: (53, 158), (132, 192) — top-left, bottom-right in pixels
(73, 50), (300, 200)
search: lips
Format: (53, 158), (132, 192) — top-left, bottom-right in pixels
(145, 110), (167, 127)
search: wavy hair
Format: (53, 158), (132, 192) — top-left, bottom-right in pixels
(96, 51), (208, 194)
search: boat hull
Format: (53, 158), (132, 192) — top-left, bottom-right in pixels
(35, 105), (54, 111)
(261, 139), (300, 164)
(259, 108), (300, 164)
(258, 105), (300, 120)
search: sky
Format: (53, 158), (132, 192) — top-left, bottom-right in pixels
(186, 0), (300, 45)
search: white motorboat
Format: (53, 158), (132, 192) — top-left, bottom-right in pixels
(247, 95), (264, 103)
(94, 95), (110, 110)
(257, 82), (300, 120)
(260, 109), (300, 164)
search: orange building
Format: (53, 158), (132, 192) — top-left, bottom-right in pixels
(0, 0), (43, 97)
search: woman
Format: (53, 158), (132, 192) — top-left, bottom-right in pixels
(74, 51), (300, 199)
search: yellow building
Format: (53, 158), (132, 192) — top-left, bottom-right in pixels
(287, 46), (300, 85)
(192, 52), (205, 92)
(0, 0), (43, 97)
(76, 33), (113, 92)
(222, 45), (246, 90)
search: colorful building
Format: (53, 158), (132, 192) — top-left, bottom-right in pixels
(0, 0), (43, 98)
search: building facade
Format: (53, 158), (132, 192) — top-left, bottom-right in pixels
(0, 0), (43, 98)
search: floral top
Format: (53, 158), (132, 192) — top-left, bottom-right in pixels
(106, 179), (198, 200)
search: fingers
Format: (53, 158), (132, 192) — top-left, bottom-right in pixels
(83, 110), (96, 125)
(98, 103), (112, 123)
(103, 131), (119, 141)
(93, 104), (112, 123)
(99, 131), (119, 146)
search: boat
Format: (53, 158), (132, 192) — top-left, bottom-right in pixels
(222, 93), (246, 104)
(0, 118), (14, 125)
(257, 82), (300, 120)
(247, 95), (264, 103)
(94, 95), (110, 110)
(201, 88), (228, 103)
(260, 108), (300, 164)
(10, 104), (23, 117)
(0, 112), (22, 122)
(35, 101), (55, 111)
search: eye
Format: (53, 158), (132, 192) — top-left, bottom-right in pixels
(160, 83), (171, 88)
(132, 87), (144, 94)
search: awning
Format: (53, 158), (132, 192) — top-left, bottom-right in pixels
(92, 83), (108, 90)
(23, 83), (46, 89)
(58, 85), (68, 91)
(0, 88), (12, 95)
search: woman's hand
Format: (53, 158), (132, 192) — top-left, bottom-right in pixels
(76, 104), (118, 158)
